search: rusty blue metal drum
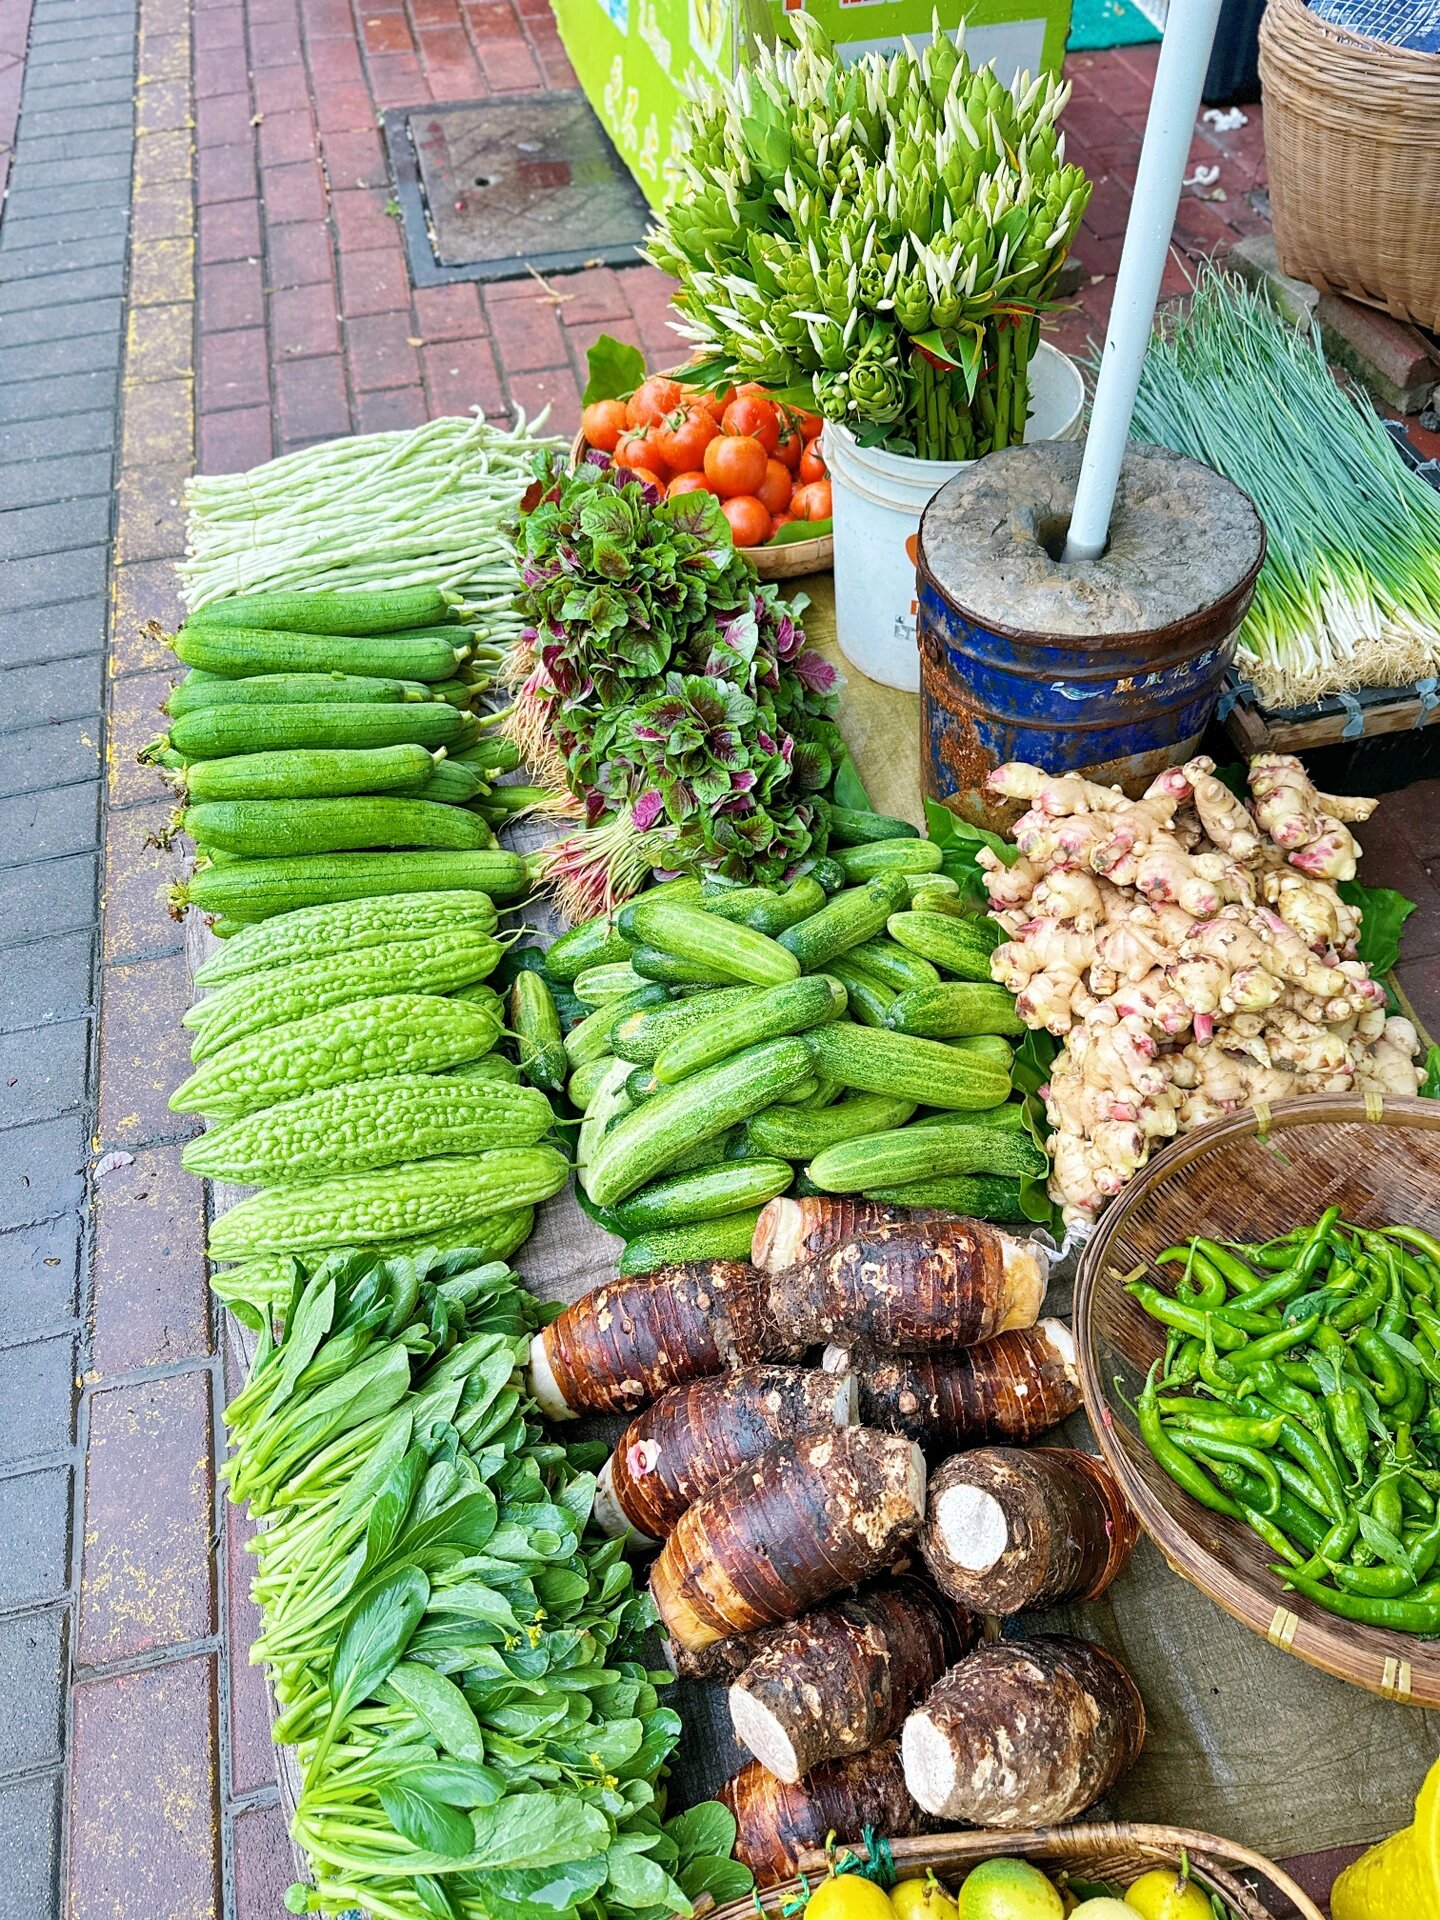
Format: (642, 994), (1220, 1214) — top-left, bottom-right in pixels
(914, 442), (1266, 831)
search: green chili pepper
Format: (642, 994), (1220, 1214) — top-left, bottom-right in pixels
(1271, 1456), (1333, 1520)
(1371, 1474), (1406, 1543)
(1353, 1326), (1409, 1406)
(1274, 1568), (1440, 1633)
(1250, 1362), (1330, 1437)
(1327, 1268), (1389, 1332)
(1138, 1365), (1244, 1520)
(1180, 1451), (1317, 1559)
(1237, 1395), (1347, 1519)
(1156, 1246), (1227, 1312)
(1327, 1561), (1419, 1597)
(1192, 1238), (1264, 1293)
(1156, 1400), (1287, 1448)
(1278, 1358), (1324, 1391)
(1383, 1225), (1440, 1269)
(1171, 1429), (1283, 1515)
(1242, 1506), (1307, 1566)
(1125, 1282), (1248, 1349)
(1164, 1337), (1202, 1387)
(1393, 1368), (1429, 1429)
(1224, 1314), (1321, 1375)
(1296, 1512), (1359, 1583)
(1330, 1384), (1371, 1480)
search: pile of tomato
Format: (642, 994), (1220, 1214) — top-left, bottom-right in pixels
(579, 374), (832, 548)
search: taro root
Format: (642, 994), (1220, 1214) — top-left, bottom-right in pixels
(728, 1575), (976, 1783)
(921, 1446), (1137, 1615)
(824, 1319), (1081, 1453)
(527, 1260), (800, 1419)
(902, 1635), (1146, 1828)
(766, 1217), (1049, 1352)
(720, 1740), (922, 1886)
(594, 1365), (858, 1542)
(751, 1196), (934, 1274)
(649, 1426), (926, 1651)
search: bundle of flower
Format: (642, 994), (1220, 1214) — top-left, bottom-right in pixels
(646, 14), (1089, 462)
(505, 458), (843, 920)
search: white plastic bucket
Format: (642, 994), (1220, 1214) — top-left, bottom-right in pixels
(825, 342), (1087, 691)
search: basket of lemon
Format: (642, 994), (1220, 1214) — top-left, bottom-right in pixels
(716, 1830), (1324, 1920)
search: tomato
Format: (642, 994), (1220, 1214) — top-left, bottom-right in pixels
(770, 510), (796, 532)
(655, 403), (718, 475)
(774, 418), (804, 472)
(625, 375), (682, 429)
(704, 432), (768, 498)
(721, 493), (774, 547)
(667, 471), (717, 497)
(696, 384), (734, 423)
(798, 436), (827, 483)
(790, 407), (824, 441)
(790, 479), (832, 521)
(722, 394), (780, 454)
(757, 457), (793, 516)
(614, 429), (664, 478)
(580, 399), (629, 454)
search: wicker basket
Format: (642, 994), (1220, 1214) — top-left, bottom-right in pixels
(1075, 1093), (1440, 1707)
(710, 1827), (1325, 1920)
(1259, 0), (1440, 330)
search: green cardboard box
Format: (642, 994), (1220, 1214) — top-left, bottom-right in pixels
(552, 0), (1075, 208)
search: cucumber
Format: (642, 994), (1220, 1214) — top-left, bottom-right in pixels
(183, 744), (438, 802)
(809, 1021), (1011, 1111)
(168, 701), (476, 760)
(701, 877), (825, 937)
(626, 899), (800, 987)
(451, 738), (522, 774)
(511, 972), (567, 1093)
(174, 624), (467, 682)
(447, 1051), (520, 1085)
(564, 985), (667, 1070)
(862, 1175), (1028, 1220)
(652, 974), (847, 1084)
(184, 797), (495, 855)
(573, 962), (648, 1005)
(833, 840), (945, 883)
(774, 1073), (823, 1105)
(661, 1128), (744, 1176)
(825, 806), (920, 846)
(176, 849), (528, 921)
(614, 880), (704, 937)
(567, 1057), (615, 1109)
(807, 856), (848, 894)
(744, 1092), (917, 1160)
(576, 1056), (634, 1181)
(166, 671), (433, 717)
(584, 1035), (815, 1207)
(806, 1119), (1047, 1193)
(952, 1035), (1015, 1070)
(185, 587), (462, 635)
(617, 1210), (764, 1277)
(907, 878), (964, 912)
(406, 761), (490, 805)
(545, 916), (634, 984)
(625, 1067), (662, 1105)
(779, 874), (910, 973)
(845, 939), (941, 994)
(611, 986), (762, 1065)
(612, 1159), (792, 1235)
(828, 961), (895, 1029)
(630, 946), (738, 988)
(884, 983), (1026, 1039)
(913, 1102), (1028, 1129)
(885, 910), (1002, 981)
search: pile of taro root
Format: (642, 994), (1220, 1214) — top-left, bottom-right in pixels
(529, 1200), (1147, 1883)
(981, 752), (1424, 1221)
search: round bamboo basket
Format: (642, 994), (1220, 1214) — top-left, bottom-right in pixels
(710, 1826), (1324, 1920)
(1259, 0), (1440, 330)
(1075, 1093), (1440, 1707)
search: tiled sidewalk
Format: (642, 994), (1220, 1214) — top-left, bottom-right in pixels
(2, 0), (1438, 1910)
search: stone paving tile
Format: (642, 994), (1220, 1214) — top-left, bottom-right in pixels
(100, 799), (189, 963)
(112, 558), (185, 665)
(0, 450), (115, 511)
(0, 1330), (75, 1465)
(69, 1656), (220, 1920)
(0, 717), (103, 803)
(231, 1798), (295, 1918)
(0, 365), (119, 427)
(0, 856), (99, 950)
(0, 494), (113, 562)
(0, 1465), (72, 1609)
(0, 1771), (61, 1920)
(0, 1017), (91, 1129)
(0, 230), (129, 281)
(104, 668), (175, 808)
(225, 1496), (279, 1797)
(96, 950), (199, 1149)
(0, 1606), (66, 1774)
(91, 1143), (208, 1376)
(0, 1217), (81, 1363)
(78, 1366), (214, 1664)
(0, 654), (104, 728)
(0, 544), (108, 611)
(0, 597), (107, 671)
(0, 929), (95, 1035)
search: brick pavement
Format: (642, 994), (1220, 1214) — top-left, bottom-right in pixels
(2, 0), (1439, 1909)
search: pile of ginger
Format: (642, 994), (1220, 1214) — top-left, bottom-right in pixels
(978, 753), (1424, 1221)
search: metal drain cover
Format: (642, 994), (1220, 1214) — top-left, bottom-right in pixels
(384, 92), (653, 286)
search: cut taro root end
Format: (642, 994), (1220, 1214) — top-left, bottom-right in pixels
(593, 1457), (652, 1543)
(831, 1370), (860, 1426)
(527, 1330), (576, 1421)
(933, 1480), (1008, 1574)
(728, 1680), (804, 1785)
(999, 1231), (1050, 1331)
(751, 1195), (805, 1273)
(1040, 1316), (1078, 1382)
(900, 1709), (957, 1817)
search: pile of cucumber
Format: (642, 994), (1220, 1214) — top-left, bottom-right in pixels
(144, 586), (543, 931)
(515, 811), (1047, 1275)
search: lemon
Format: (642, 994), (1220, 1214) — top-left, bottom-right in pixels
(1124, 1872), (1213, 1920)
(957, 1858), (1065, 1920)
(1070, 1904), (1136, 1919)
(805, 1875), (899, 1920)
(892, 1878), (959, 1920)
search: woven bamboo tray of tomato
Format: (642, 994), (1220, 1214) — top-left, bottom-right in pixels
(572, 360), (834, 580)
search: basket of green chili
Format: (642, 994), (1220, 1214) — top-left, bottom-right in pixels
(1075, 1093), (1440, 1706)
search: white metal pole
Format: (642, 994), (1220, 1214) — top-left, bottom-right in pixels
(1062, 0), (1227, 562)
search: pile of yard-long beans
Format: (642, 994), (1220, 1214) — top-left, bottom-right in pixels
(1131, 1208), (1440, 1633)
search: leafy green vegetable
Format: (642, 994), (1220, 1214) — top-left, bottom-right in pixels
(924, 797), (1019, 903)
(1337, 879), (1417, 977)
(582, 334), (647, 406)
(1010, 1030), (1060, 1233)
(1422, 1045), (1440, 1100)
(767, 515), (833, 545)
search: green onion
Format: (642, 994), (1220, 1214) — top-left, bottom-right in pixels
(1128, 264), (1440, 709)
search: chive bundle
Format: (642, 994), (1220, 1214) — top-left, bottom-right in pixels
(1129, 265), (1440, 710)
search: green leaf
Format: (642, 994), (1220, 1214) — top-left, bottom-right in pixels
(924, 796), (1019, 903)
(387, 1661), (486, 1763)
(831, 746), (871, 814)
(404, 1761), (507, 1809)
(482, 1857), (609, 1914)
(583, 334), (647, 406)
(678, 1858), (755, 1903)
(909, 328), (961, 369)
(261, 1272), (335, 1418)
(1357, 1510), (1415, 1577)
(607, 1847), (691, 1913)
(467, 1794), (611, 1870)
(767, 515), (832, 546)
(1337, 879), (1417, 977)
(666, 1802), (737, 1867)
(1422, 1044), (1440, 1100)
(306, 1564), (430, 1787)
(1012, 1028), (1058, 1099)
(378, 1778), (476, 1856)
